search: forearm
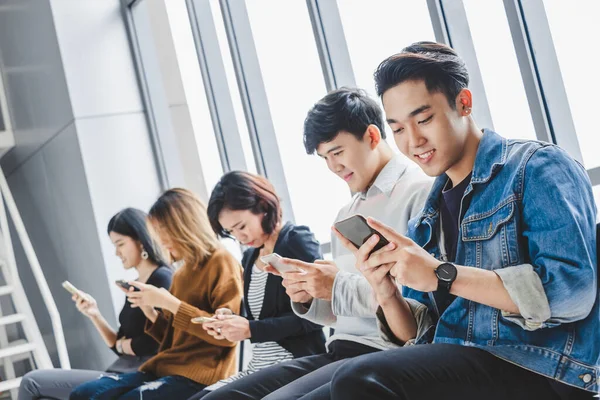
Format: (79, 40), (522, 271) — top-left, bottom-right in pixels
(378, 290), (417, 344)
(120, 339), (136, 356)
(90, 315), (118, 347)
(452, 265), (519, 314)
(162, 295), (182, 316)
(143, 307), (159, 323)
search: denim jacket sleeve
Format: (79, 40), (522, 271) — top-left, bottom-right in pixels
(495, 146), (597, 330)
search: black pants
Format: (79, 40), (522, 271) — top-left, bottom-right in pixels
(330, 343), (595, 400)
(197, 340), (379, 400)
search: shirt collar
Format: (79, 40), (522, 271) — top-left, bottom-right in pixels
(361, 155), (409, 199)
(470, 129), (508, 184)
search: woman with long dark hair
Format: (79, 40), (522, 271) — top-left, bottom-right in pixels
(189, 171), (325, 399)
(18, 208), (173, 400)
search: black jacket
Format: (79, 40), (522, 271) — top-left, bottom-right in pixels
(242, 222), (326, 358)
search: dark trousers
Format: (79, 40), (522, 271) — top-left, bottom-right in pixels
(197, 340), (379, 400)
(330, 343), (595, 400)
(69, 371), (205, 400)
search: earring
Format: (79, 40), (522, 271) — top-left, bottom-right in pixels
(141, 249), (149, 260)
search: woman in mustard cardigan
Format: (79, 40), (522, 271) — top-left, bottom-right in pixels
(70, 189), (243, 400)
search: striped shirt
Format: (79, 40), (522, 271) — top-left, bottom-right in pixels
(205, 265), (293, 391)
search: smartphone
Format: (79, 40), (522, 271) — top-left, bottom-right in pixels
(191, 316), (218, 324)
(62, 281), (79, 296)
(334, 215), (390, 255)
(115, 279), (140, 291)
(260, 253), (304, 274)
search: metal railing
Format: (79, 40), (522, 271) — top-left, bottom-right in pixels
(0, 169), (70, 369)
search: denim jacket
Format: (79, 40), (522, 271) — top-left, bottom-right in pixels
(403, 130), (599, 393)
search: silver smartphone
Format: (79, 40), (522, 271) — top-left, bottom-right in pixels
(62, 280), (79, 296)
(191, 316), (218, 324)
(260, 253), (304, 274)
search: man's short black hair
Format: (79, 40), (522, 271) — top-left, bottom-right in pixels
(374, 41), (469, 109)
(303, 87), (385, 155)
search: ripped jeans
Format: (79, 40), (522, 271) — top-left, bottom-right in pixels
(69, 371), (205, 400)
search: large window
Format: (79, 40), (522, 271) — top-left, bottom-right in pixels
(463, 0), (536, 140)
(246, 0), (350, 243)
(209, 0), (257, 174)
(164, 1), (224, 193)
(543, 0), (600, 169)
(129, 0), (600, 237)
(337, 0), (436, 99)
(337, 0), (436, 146)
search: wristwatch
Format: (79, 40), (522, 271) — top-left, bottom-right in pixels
(434, 262), (457, 292)
(116, 339), (123, 354)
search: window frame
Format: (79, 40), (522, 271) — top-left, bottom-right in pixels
(124, 0), (599, 251)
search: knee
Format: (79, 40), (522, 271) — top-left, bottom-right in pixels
(330, 357), (383, 399)
(330, 357), (365, 398)
(19, 370), (42, 396)
(187, 389), (209, 399)
(201, 387), (232, 400)
(69, 382), (95, 400)
(68, 387), (85, 400)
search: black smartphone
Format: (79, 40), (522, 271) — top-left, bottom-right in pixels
(115, 279), (139, 291)
(334, 215), (390, 256)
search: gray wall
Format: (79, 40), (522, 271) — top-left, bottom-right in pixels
(0, 0), (161, 370)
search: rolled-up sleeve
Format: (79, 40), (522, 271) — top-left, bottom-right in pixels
(331, 271), (377, 318)
(495, 264), (551, 330)
(498, 146), (597, 331)
(291, 298), (337, 326)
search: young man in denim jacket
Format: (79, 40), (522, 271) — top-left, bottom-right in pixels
(331, 42), (598, 399)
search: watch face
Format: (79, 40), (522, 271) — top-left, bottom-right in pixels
(436, 263), (457, 282)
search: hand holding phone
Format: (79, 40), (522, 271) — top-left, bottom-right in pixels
(334, 215), (390, 256)
(63, 282), (100, 318)
(260, 253), (305, 274)
(115, 279), (140, 291)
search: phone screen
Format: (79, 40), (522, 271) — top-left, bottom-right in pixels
(260, 254), (303, 274)
(334, 215), (389, 255)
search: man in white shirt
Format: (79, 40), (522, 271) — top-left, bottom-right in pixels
(200, 88), (432, 400)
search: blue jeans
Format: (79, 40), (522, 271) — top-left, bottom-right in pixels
(69, 371), (205, 400)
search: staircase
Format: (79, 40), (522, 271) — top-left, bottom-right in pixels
(0, 168), (73, 398)
(0, 69), (70, 398)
